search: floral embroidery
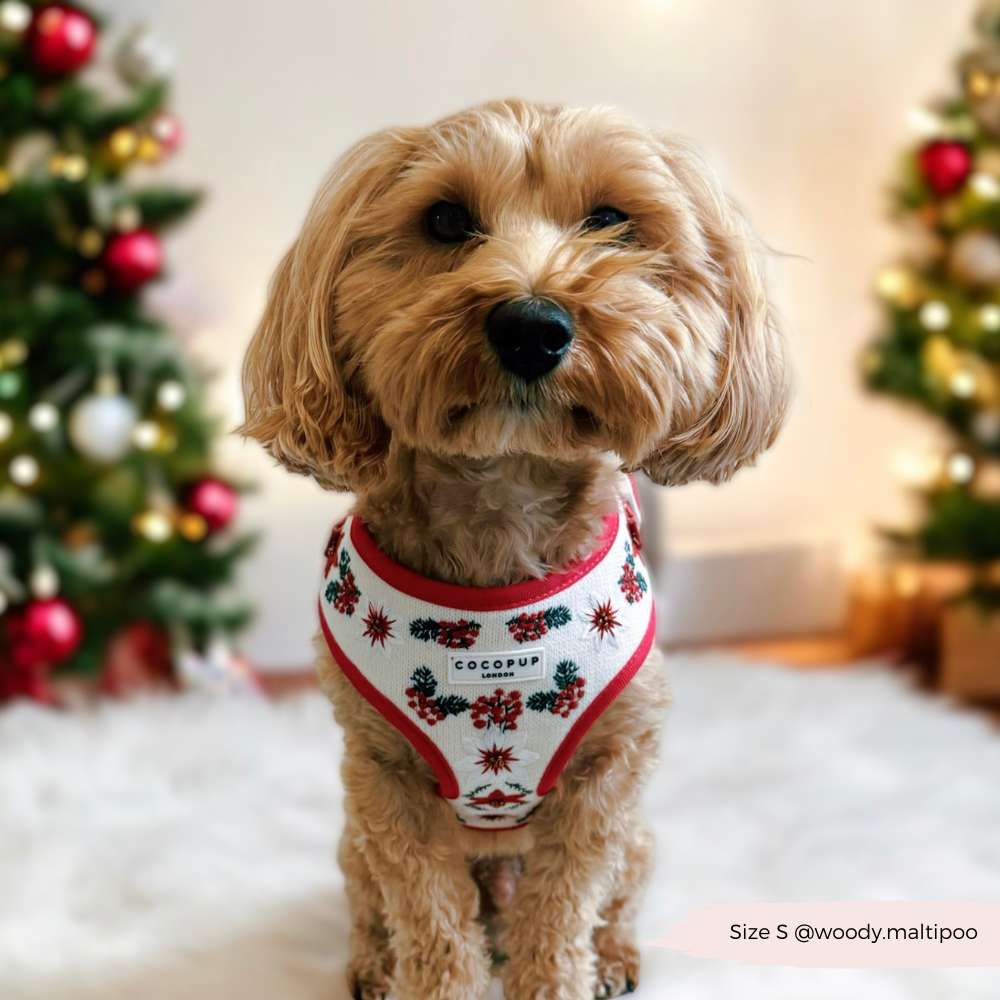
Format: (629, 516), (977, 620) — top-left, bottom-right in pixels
(527, 660), (587, 718)
(465, 783), (529, 810)
(470, 688), (523, 731)
(505, 605), (571, 643)
(587, 598), (622, 641)
(405, 666), (470, 726)
(409, 617), (481, 649)
(324, 519), (347, 575)
(618, 541), (648, 604)
(457, 729), (539, 782)
(624, 501), (642, 554)
(325, 548), (361, 616)
(361, 604), (397, 651)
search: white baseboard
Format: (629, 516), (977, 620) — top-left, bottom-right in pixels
(653, 540), (848, 646)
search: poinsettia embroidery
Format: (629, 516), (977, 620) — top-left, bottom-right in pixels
(470, 688), (523, 731)
(361, 603), (397, 652)
(506, 605), (571, 643)
(587, 598), (622, 641)
(410, 617), (481, 649)
(405, 666), (470, 726)
(325, 547), (361, 616)
(618, 541), (648, 604)
(527, 660), (587, 718)
(464, 781), (532, 810)
(324, 519), (347, 575)
(457, 729), (540, 782)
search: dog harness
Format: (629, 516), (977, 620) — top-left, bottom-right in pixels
(318, 479), (656, 831)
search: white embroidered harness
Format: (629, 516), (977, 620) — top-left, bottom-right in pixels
(318, 479), (655, 830)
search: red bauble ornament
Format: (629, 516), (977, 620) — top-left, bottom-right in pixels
(149, 111), (183, 153)
(6, 597), (83, 668)
(29, 5), (97, 75)
(918, 141), (973, 197)
(186, 478), (238, 532)
(102, 228), (162, 291)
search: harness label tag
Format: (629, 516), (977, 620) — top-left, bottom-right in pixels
(448, 647), (545, 685)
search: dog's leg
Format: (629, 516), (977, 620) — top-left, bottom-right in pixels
(592, 817), (654, 998)
(339, 824), (395, 1000)
(502, 655), (668, 1000)
(343, 757), (493, 1000)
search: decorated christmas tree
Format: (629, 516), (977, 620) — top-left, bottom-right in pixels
(866, 0), (1000, 610)
(0, 2), (253, 703)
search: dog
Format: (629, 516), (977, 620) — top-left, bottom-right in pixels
(241, 99), (787, 1000)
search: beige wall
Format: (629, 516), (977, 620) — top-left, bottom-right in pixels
(101, 0), (974, 666)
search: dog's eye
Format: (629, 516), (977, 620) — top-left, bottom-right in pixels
(583, 206), (629, 234)
(426, 201), (477, 244)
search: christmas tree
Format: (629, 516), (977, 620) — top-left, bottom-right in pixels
(0, 2), (253, 703)
(866, 0), (1000, 607)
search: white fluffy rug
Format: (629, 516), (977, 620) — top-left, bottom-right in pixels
(2, 654), (1000, 999)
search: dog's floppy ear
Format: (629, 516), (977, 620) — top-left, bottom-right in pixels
(240, 130), (415, 492)
(635, 135), (790, 486)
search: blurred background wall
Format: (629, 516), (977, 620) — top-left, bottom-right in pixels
(96, 0), (975, 667)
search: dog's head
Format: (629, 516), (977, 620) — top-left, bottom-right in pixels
(241, 100), (788, 492)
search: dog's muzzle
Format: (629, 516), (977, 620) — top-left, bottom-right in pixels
(486, 297), (574, 383)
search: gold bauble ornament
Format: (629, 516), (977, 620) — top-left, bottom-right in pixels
(107, 127), (138, 162)
(61, 154), (87, 182)
(922, 334), (959, 381)
(136, 135), (161, 162)
(178, 513), (208, 542)
(77, 227), (103, 258)
(874, 265), (923, 308)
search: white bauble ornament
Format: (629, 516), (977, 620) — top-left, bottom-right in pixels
(115, 26), (174, 86)
(948, 229), (1000, 287)
(68, 392), (138, 463)
(972, 408), (1000, 445)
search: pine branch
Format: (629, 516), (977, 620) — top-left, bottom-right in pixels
(409, 618), (442, 642)
(527, 690), (559, 712)
(409, 666), (437, 697)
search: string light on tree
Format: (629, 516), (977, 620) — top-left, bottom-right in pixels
(178, 512), (208, 542)
(0, 371), (21, 399)
(950, 368), (978, 399)
(155, 380), (185, 411)
(946, 451), (976, 484)
(981, 304), (1000, 331)
(132, 509), (173, 543)
(27, 401), (59, 432)
(9, 454), (39, 486)
(0, 338), (27, 365)
(0, 1), (31, 35)
(29, 564), (59, 600)
(970, 171), (1000, 199)
(131, 419), (162, 451)
(919, 300), (952, 331)
(0, 412), (12, 443)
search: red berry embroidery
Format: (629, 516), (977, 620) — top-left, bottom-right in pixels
(505, 605), (571, 643)
(526, 661), (586, 717)
(410, 617), (481, 649)
(470, 688), (523, 732)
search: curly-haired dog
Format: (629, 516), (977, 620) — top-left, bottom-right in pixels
(242, 100), (788, 1000)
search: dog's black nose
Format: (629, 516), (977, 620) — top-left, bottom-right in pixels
(486, 297), (574, 383)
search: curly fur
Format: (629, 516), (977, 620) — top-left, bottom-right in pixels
(242, 99), (788, 1000)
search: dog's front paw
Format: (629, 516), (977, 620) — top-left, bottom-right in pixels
(347, 951), (394, 1000)
(592, 928), (640, 998)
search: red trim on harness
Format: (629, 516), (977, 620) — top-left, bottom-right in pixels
(536, 604), (657, 796)
(350, 512), (620, 612)
(319, 598), (461, 799)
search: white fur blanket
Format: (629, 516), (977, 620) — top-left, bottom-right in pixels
(2, 655), (999, 999)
